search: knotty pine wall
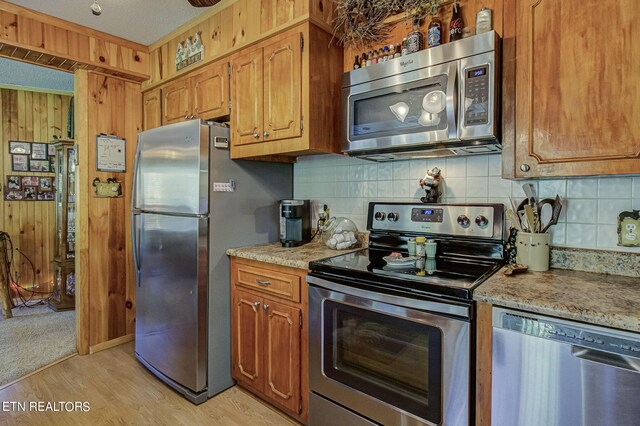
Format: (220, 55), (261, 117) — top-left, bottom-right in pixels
(0, 88), (71, 290)
(75, 70), (140, 353)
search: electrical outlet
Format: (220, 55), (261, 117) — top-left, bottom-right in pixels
(213, 180), (235, 192)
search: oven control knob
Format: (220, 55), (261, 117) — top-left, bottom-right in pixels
(374, 211), (386, 221)
(387, 212), (399, 222)
(457, 215), (470, 228)
(475, 215), (489, 228)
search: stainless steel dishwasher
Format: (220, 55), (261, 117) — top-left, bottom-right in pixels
(491, 307), (640, 426)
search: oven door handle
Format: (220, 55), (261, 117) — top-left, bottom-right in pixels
(446, 62), (458, 141)
(306, 275), (470, 319)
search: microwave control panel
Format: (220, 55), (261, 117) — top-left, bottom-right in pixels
(464, 65), (490, 126)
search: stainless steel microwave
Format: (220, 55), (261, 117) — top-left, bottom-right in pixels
(342, 31), (500, 161)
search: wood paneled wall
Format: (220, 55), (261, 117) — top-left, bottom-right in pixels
(0, 88), (71, 290)
(0, 0), (149, 81)
(342, 0), (504, 71)
(75, 70), (140, 354)
(144, 0), (334, 89)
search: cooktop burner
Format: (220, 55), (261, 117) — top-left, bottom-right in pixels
(309, 202), (506, 301)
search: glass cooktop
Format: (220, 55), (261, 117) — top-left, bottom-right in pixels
(309, 248), (502, 300)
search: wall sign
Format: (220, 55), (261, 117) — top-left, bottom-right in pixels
(96, 134), (126, 172)
(176, 32), (204, 71)
(618, 210), (640, 246)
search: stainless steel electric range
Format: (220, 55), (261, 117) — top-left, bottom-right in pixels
(307, 202), (505, 426)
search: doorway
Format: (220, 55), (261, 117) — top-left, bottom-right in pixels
(0, 57), (76, 388)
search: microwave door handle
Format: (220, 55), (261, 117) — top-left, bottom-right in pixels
(445, 63), (458, 140)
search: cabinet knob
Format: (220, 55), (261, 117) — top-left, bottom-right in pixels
(263, 304), (269, 311)
(253, 301), (260, 308)
(185, 115), (190, 119)
(520, 164), (531, 172)
(263, 131), (269, 137)
(252, 133), (259, 139)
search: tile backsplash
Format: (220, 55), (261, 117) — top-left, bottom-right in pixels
(293, 154), (640, 253)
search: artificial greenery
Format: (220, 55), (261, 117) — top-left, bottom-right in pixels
(332, 0), (442, 49)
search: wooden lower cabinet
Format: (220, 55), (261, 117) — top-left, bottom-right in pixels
(263, 300), (301, 414)
(232, 289), (263, 392)
(230, 257), (308, 422)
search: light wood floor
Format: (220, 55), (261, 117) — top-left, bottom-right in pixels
(0, 342), (298, 425)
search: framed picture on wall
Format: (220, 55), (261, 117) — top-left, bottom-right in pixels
(23, 187), (36, 201)
(4, 189), (24, 201)
(31, 143), (48, 160)
(48, 145), (56, 156)
(38, 177), (53, 191)
(21, 176), (39, 187)
(9, 141), (31, 155)
(12, 155), (29, 172)
(36, 190), (54, 201)
(49, 156), (56, 173)
(29, 159), (50, 172)
(7, 175), (21, 190)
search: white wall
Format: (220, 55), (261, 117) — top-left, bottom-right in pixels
(293, 153), (640, 253)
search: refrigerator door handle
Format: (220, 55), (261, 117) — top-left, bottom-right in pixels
(131, 135), (141, 211)
(132, 212), (141, 286)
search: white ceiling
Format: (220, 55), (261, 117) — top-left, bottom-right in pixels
(8, 0), (211, 45)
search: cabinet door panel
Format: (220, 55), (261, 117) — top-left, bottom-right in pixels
(232, 290), (263, 392)
(512, 0), (640, 177)
(192, 62), (229, 120)
(142, 88), (162, 130)
(263, 299), (301, 414)
(231, 49), (263, 145)
(162, 79), (190, 125)
(263, 33), (302, 142)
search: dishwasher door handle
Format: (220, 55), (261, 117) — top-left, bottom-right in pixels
(571, 345), (640, 373)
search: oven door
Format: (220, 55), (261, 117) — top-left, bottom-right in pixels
(309, 282), (470, 426)
(342, 62), (458, 154)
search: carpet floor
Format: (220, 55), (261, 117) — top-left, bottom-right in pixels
(0, 303), (76, 387)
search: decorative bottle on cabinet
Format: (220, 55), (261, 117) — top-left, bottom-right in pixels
(407, 15), (424, 53)
(427, 16), (443, 47)
(49, 140), (76, 312)
(449, 2), (464, 42)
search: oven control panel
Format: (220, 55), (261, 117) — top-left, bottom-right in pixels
(369, 203), (503, 240)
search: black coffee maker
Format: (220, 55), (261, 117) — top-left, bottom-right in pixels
(279, 200), (311, 247)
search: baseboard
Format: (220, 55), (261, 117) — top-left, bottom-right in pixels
(89, 333), (134, 354)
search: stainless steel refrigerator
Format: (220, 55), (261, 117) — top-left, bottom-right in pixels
(131, 120), (292, 404)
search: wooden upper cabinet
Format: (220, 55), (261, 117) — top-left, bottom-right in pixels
(231, 48), (264, 145)
(263, 299), (301, 415)
(142, 88), (162, 130)
(504, 0), (640, 177)
(162, 79), (190, 125)
(191, 63), (230, 119)
(232, 290), (263, 393)
(263, 34), (302, 142)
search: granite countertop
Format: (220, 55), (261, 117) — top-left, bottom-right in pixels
(226, 239), (364, 270)
(475, 267), (640, 333)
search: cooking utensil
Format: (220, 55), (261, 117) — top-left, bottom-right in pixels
(523, 183), (536, 207)
(523, 204), (537, 234)
(540, 196), (563, 233)
(506, 208), (522, 231)
(536, 198), (555, 232)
